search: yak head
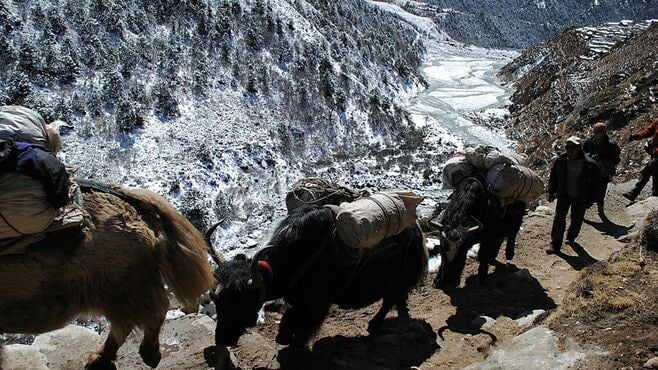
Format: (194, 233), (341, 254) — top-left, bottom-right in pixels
(211, 253), (271, 346)
(431, 216), (482, 290)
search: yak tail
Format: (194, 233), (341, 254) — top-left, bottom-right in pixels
(124, 189), (214, 310)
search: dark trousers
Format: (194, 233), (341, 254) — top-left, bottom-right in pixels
(550, 195), (588, 249)
(597, 177), (610, 207)
(632, 158), (658, 196)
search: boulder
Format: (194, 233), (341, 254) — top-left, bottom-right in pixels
(2, 344), (48, 370)
(4, 325), (101, 370)
(115, 314), (216, 369)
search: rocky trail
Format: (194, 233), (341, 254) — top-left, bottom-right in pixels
(4, 180), (657, 370)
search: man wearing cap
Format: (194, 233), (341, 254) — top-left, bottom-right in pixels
(583, 122), (621, 216)
(624, 117), (658, 203)
(546, 136), (603, 254)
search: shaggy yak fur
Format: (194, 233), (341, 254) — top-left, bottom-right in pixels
(433, 176), (526, 289)
(209, 205), (428, 348)
(0, 186), (214, 370)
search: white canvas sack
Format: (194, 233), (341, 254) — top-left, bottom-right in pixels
(486, 163), (544, 206)
(464, 145), (523, 169)
(335, 191), (423, 249)
(441, 155), (475, 189)
(0, 173), (57, 238)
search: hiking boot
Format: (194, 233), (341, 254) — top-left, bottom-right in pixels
(545, 245), (560, 254)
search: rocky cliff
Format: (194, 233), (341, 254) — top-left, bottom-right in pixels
(498, 20), (658, 176)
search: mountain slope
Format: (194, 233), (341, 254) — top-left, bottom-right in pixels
(387, 0), (658, 49)
(0, 0), (429, 245)
(498, 20), (658, 175)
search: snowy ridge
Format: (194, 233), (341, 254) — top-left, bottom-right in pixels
(577, 20), (656, 61)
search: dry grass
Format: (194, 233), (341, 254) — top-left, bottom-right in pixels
(549, 209), (658, 369)
(561, 257), (646, 317)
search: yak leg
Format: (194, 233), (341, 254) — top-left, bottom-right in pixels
(396, 292), (411, 320)
(368, 291), (410, 333)
(477, 240), (502, 282)
(277, 304), (328, 348)
(86, 323), (132, 370)
(276, 307), (297, 345)
(139, 319), (163, 368)
(505, 232), (518, 260)
(139, 287), (168, 368)
(368, 300), (393, 332)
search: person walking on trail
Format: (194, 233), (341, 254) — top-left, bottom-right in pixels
(623, 117), (658, 203)
(546, 136), (603, 254)
(583, 122), (621, 217)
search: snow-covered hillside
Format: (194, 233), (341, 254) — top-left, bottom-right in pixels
(389, 0), (658, 49)
(1, 0), (433, 254)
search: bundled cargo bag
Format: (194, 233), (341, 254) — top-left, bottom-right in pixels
(0, 105), (69, 153)
(464, 145), (523, 169)
(285, 177), (366, 213)
(441, 155), (475, 189)
(0, 172), (57, 238)
(335, 191), (423, 249)
(486, 163), (544, 207)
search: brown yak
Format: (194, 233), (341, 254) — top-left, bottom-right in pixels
(0, 184), (214, 370)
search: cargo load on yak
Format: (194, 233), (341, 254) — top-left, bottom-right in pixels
(441, 145), (541, 206)
(442, 145), (523, 189)
(0, 106), (82, 255)
(0, 105), (69, 153)
(285, 177), (367, 213)
(442, 155), (475, 189)
(335, 191), (424, 250)
(463, 145), (523, 169)
(486, 163), (544, 207)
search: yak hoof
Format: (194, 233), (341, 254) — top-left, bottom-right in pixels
(139, 343), (162, 368)
(367, 319), (384, 334)
(204, 345), (235, 370)
(85, 355), (117, 370)
(275, 331), (294, 345)
(433, 279), (458, 291)
(204, 346), (218, 367)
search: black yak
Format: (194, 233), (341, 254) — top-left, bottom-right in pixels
(432, 176), (525, 289)
(208, 205), (428, 348)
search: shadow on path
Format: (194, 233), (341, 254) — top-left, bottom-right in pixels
(584, 216), (632, 238)
(440, 262), (556, 342)
(554, 241), (599, 271)
(275, 318), (437, 370)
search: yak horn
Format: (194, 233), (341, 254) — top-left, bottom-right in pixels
(205, 219), (226, 265)
(428, 218), (444, 231)
(465, 216), (484, 236)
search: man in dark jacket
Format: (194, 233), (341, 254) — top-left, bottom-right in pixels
(583, 122), (621, 216)
(624, 117), (658, 203)
(547, 136), (603, 254)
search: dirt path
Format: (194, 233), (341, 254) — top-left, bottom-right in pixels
(230, 182), (640, 369)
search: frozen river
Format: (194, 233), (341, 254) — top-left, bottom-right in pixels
(409, 40), (517, 154)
